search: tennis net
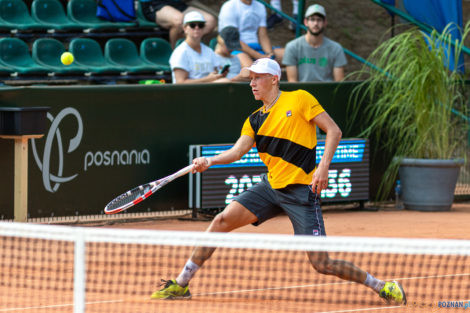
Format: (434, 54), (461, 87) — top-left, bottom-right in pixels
(1, 221), (469, 313)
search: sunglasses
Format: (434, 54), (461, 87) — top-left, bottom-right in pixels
(188, 22), (205, 29)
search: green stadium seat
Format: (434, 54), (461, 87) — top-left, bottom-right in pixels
(136, 1), (158, 29)
(0, 62), (13, 75)
(31, 0), (82, 31)
(0, 0), (46, 31)
(32, 38), (87, 74)
(67, 0), (135, 30)
(69, 38), (124, 74)
(0, 38), (49, 74)
(140, 38), (171, 72)
(175, 38), (184, 48)
(209, 37), (217, 50)
(104, 38), (160, 73)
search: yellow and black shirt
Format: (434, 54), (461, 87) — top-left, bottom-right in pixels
(241, 90), (325, 189)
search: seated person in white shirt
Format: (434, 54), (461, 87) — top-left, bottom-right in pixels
(218, 0), (284, 68)
(169, 11), (230, 84)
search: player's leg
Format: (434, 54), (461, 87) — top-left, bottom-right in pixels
(151, 175), (280, 300)
(188, 201), (258, 266)
(280, 187), (365, 282)
(155, 6), (184, 48)
(182, 174), (279, 269)
(150, 201), (258, 300)
(307, 250), (367, 283)
(279, 185), (406, 305)
(307, 251), (406, 304)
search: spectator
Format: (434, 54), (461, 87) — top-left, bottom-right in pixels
(214, 26), (248, 82)
(169, 11), (229, 84)
(267, 0), (299, 30)
(219, 0), (284, 68)
(140, 0), (217, 48)
(282, 4), (347, 82)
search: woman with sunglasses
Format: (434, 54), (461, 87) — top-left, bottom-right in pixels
(169, 11), (229, 84)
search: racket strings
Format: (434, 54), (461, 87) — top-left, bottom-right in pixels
(108, 184), (152, 210)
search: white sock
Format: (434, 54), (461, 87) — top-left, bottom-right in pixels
(292, 0), (298, 15)
(175, 260), (200, 287)
(364, 273), (385, 293)
(270, 0), (282, 12)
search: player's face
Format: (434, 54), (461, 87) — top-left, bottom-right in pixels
(249, 72), (276, 101)
(305, 15), (326, 36)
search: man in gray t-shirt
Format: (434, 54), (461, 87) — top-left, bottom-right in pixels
(282, 4), (347, 82)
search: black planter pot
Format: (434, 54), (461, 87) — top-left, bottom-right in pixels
(399, 158), (464, 211)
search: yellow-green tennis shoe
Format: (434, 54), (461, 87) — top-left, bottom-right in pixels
(150, 279), (191, 300)
(379, 281), (406, 305)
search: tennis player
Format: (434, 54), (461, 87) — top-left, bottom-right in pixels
(151, 58), (406, 305)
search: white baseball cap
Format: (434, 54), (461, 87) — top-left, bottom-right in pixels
(305, 4), (326, 18)
(242, 58), (281, 79)
(183, 11), (206, 25)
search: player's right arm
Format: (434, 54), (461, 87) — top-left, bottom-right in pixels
(192, 135), (254, 173)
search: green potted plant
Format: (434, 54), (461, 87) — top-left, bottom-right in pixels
(349, 23), (469, 211)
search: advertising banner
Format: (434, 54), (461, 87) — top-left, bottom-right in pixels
(0, 82), (359, 219)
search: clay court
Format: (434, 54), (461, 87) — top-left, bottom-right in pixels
(2, 203), (470, 313)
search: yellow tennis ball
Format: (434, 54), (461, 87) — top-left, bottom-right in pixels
(61, 52), (74, 65)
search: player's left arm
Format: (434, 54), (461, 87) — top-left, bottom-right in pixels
(310, 112), (342, 193)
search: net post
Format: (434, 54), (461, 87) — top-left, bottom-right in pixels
(74, 230), (86, 313)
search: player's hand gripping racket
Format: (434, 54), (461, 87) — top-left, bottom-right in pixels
(104, 164), (194, 214)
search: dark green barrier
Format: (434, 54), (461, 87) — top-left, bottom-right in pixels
(0, 82), (360, 219)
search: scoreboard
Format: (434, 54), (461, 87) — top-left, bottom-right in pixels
(189, 138), (369, 211)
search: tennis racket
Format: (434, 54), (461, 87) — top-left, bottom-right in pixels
(104, 164), (194, 214)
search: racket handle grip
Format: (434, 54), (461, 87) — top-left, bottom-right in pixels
(174, 164), (194, 178)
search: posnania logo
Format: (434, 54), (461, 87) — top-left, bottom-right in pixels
(437, 301), (470, 309)
(31, 107), (150, 193)
(84, 150), (150, 171)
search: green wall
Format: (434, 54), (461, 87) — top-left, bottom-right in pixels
(0, 82), (362, 219)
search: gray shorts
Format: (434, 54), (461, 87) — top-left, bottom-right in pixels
(235, 174), (326, 236)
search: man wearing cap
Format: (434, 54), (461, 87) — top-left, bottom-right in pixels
(214, 26), (248, 81)
(283, 4), (347, 82)
(169, 11), (229, 84)
(150, 58), (406, 306)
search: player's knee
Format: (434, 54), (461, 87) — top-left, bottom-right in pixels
(311, 259), (334, 275)
(212, 212), (230, 231)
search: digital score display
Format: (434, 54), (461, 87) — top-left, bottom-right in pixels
(188, 139), (369, 210)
